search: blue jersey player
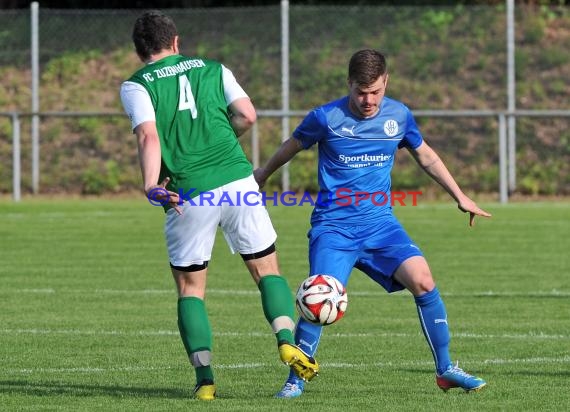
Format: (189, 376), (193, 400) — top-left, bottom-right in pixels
(254, 49), (491, 398)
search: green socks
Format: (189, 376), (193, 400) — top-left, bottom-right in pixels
(258, 274), (296, 344)
(177, 275), (296, 384)
(178, 296), (214, 383)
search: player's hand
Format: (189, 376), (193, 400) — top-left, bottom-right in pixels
(253, 168), (268, 189)
(457, 197), (491, 227)
(145, 177), (183, 215)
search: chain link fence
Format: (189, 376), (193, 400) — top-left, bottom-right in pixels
(0, 4), (569, 198)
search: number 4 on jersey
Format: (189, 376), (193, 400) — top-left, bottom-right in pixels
(178, 75), (197, 119)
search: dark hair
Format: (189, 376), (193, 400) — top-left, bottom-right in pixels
(132, 10), (178, 61)
(348, 49), (387, 86)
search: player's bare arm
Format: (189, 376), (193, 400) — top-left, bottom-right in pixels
(254, 137), (304, 188)
(228, 97), (257, 137)
(408, 141), (491, 226)
(135, 121), (182, 214)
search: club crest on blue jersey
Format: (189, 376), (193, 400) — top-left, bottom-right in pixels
(384, 119), (399, 137)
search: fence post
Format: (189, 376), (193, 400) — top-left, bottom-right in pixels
(31, 1), (40, 194)
(506, 0), (516, 193)
(499, 113), (508, 204)
(281, 0), (290, 192)
(251, 121), (259, 169)
(12, 113), (21, 202)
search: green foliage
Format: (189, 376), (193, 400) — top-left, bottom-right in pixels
(289, 148), (319, 193)
(441, 43), (469, 76)
(74, 117), (105, 150)
(523, 14), (546, 44)
(41, 122), (63, 143)
(419, 9), (455, 41)
(80, 160), (120, 195)
(519, 161), (561, 195)
(549, 78), (566, 94)
(539, 45), (570, 68)
(43, 50), (103, 85)
(531, 80), (548, 101)
(0, 5), (569, 196)
(391, 159), (431, 191)
(514, 50), (529, 81)
(0, 117), (11, 137)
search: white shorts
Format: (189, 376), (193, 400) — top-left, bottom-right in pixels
(164, 175), (277, 267)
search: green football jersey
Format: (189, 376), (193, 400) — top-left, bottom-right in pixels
(128, 55), (252, 197)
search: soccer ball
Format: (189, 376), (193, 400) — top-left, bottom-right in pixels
(295, 274), (348, 325)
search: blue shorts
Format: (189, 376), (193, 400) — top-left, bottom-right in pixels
(308, 214), (423, 293)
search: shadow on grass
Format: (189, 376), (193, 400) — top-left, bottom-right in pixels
(489, 369), (570, 378)
(0, 379), (190, 399)
(401, 366), (570, 379)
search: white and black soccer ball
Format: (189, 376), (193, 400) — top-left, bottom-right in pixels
(295, 274), (348, 325)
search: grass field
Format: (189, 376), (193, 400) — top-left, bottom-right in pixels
(1, 198), (569, 411)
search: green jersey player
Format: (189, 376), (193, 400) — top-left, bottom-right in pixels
(120, 10), (318, 401)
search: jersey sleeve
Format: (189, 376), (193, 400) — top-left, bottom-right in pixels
(119, 81), (155, 131)
(222, 64), (249, 105)
(292, 107), (327, 149)
(398, 106), (424, 150)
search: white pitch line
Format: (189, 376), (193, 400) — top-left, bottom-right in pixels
(483, 356), (570, 364)
(12, 288), (570, 297)
(1, 328), (569, 340)
(5, 356), (570, 375)
(16, 288), (56, 294)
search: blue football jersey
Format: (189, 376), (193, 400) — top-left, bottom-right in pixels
(293, 95), (423, 224)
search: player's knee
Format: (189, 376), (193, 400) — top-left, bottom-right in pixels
(400, 266), (435, 296)
(412, 273), (436, 295)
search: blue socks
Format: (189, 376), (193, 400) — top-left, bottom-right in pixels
(286, 318), (323, 381)
(295, 318), (323, 356)
(286, 287), (452, 381)
(414, 287), (452, 375)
